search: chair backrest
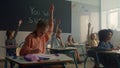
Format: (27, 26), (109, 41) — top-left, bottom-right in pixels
(86, 47), (101, 67)
(87, 47), (98, 57)
(16, 41), (24, 56)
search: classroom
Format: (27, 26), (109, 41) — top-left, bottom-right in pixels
(0, 0), (120, 68)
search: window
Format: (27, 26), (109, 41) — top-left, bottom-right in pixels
(107, 8), (119, 30)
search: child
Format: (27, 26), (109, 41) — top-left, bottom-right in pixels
(5, 19), (22, 68)
(52, 27), (82, 63)
(52, 28), (65, 48)
(98, 29), (115, 51)
(65, 35), (78, 45)
(89, 33), (99, 47)
(20, 4), (54, 56)
(5, 19), (22, 56)
(97, 29), (119, 68)
(51, 19), (64, 48)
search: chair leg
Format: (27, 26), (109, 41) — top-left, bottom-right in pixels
(95, 53), (101, 68)
(80, 46), (86, 59)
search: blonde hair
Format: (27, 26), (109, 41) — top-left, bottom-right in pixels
(32, 19), (48, 37)
(56, 28), (62, 33)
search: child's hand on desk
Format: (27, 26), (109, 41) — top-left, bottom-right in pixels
(117, 46), (120, 49)
(113, 46), (120, 50)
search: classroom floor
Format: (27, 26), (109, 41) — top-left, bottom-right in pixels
(0, 60), (94, 68)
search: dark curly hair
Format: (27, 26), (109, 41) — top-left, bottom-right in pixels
(98, 29), (113, 42)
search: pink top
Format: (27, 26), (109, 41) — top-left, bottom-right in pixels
(20, 26), (53, 56)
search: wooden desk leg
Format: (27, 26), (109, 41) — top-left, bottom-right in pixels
(10, 62), (14, 68)
(4, 58), (8, 68)
(84, 56), (88, 68)
(70, 51), (78, 68)
(63, 63), (66, 68)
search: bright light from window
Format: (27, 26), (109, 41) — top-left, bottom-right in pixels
(108, 12), (118, 29)
(107, 8), (119, 30)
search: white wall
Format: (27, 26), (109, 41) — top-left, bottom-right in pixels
(101, 0), (120, 11)
(67, 0), (99, 6)
(0, 0), (100, 57)
(0, 31), (6, 57)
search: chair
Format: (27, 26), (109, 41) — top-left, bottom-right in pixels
(84, 47), (120, 68)
(84, 47), (101, 68)
(98, 52), (120, 68)
(4, 42), (24, 68)
(16, 41), (24, 56)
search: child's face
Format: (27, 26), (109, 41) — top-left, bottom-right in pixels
(37, 26), (49, 36)
(9, 31), (15, 39)
(107, 32), (113, 40)
(56, 30), (62, 38)
(91, 34), (97, 40)
(68, 35), (72, 40)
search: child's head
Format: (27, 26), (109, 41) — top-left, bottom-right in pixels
(98, 29), (113, 42)
(33, 19), (49, 37)
(6, 30), (15, 39)
(67, 35), (75, 42)
(90, 33), (98, 40)
(106, 29), (113, 40)
(56, 28), (62, 38)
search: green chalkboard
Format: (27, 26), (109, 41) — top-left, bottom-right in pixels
(0, 0), (71, 33)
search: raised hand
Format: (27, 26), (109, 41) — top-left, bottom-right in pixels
(49, 4), (54, 13)
(18, 19), (22, 26)
(56, 19), (60, 25)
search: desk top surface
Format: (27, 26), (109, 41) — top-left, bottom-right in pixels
(50, 47), (77, 51)
(67, 44), (85, 46)
(6, 54), (73, 65)
(101, 50), (120, 54)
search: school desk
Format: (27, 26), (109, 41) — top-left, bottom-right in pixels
(50, 47), (79, 68)
(5, 54), (73, 68)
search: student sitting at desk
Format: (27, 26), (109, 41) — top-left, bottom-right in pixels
(65, 35), (79, 45)
(89, 33), (99, 47)
(52, 27), (82, 63)
(98, 29), (118, 51)
(51, 19), (64, 48)
(20, 4), (54, 56)
(52, 28), (65, 48)
(6, 19), (22, 56)
(97, 29), (119, 68)
(5, 19), (22, 68)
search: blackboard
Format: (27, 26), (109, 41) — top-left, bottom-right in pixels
(0, 0), (71, 33)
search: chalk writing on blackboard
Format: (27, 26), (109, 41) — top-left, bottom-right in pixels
(28, 6), (49, 24)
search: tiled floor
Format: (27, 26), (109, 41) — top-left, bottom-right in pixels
(0, 60), (94, 68)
